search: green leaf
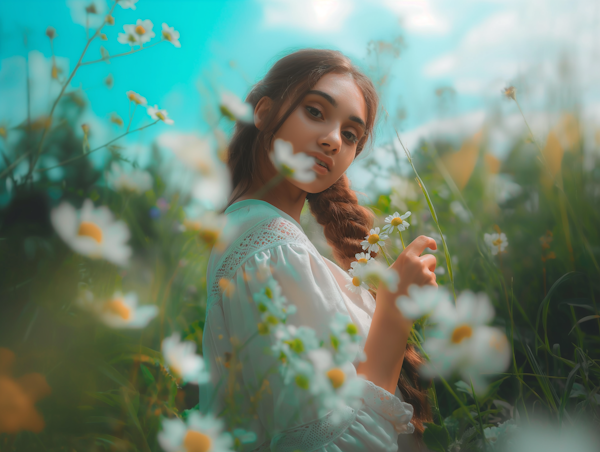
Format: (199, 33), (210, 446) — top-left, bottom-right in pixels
(140, 364), (156, 386)
(423, 422), (451, 452)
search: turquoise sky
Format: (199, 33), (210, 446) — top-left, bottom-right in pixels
(1, 0), (598, 196)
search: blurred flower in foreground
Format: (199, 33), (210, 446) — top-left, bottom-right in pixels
(502, 86), (516, 101)
(161, 23), (181, 48)
(147, 105), (174, 125)
(252, 275), (297, 330)
(270, 138), (316, 183)
(353, 259), (398, 292)
(272, 324), (320, 373)
(508, 422), (597, 452)
(219, 91), (253, 122)
(126, 90), (147, 106)
(484, 419), (517, 451)
(107, 162), (152, 194)
(78, 290), (158, 329)
(396, 284), (451, 320)
(162, 333), (209, 384)
(361, 227), (388, 253)
(158, 411), (234, 452)
(382, 211), (411, 234)
(419, 290), (511, 394)
(484, 231), (508, 256)
(51, 199), (132, 266)
(328, 312), (364, 364)
(0, 348), (51, 433)
(118, 0), (138, 9)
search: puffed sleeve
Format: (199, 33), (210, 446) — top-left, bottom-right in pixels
(200, 242), (414, 452)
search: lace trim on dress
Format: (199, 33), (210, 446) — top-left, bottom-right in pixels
(362, 380), (415, 434)
(207, 216), (314, 310)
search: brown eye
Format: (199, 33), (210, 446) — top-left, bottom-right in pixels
(343, 131), (358, 143)
(306, 106), (323, 119)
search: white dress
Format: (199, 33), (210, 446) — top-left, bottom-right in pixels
(200, 199), (414, 452)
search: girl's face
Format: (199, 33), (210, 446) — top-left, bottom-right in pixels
(258, 72), (368, 194)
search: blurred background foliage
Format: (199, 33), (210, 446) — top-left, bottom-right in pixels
(1, 0), (600, 451)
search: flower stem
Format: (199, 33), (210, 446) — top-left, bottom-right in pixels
(80, 39), (165, 66)
(377, 244), (391, 266)
(470, 378), (488, 450)
(398, 230), (406, 250)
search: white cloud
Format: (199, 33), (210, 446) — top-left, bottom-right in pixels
(379, 0), (450, 35)
(259, 0), (354, 31)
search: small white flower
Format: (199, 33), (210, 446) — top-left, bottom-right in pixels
(107, 162), (152, 194)
(147, 105), (174, 125)
(117, 0), (138, 9)
(117, 24), (141, 46)
(360, 227), (388, 253)
(396, 284), (452, 320)
(78, 290), (158, 329)
(382, 211), (411, 234)
(272, 324), (320, 376)
(195, 211), (228, 247)
(161, 333), (209, 384)
(348, 252), (372, 276)
(158, 411), (234, 452)
(126, 90), (147, 106)
(253, 276), (297, 327)
(219, 91), (253, 122)
(329, 312), (364, 364)
(270, 138), (316, 183)
(345, 271), (369, 294)
(161, 23), (181, 48)
(484, 232), (508, 256)
(132, 19), (155, 44)
(51, 199), (132, 266)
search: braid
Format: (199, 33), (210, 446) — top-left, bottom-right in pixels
(306, 174), (375, 271)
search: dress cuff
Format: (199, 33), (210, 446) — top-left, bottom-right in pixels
(361, 379), (415, 434)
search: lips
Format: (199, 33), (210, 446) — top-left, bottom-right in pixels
(307, 152), (334, 172)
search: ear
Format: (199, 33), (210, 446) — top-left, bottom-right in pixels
(254, 96), (272, 131)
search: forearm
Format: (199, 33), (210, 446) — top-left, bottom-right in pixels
(356, 301), (413, 394)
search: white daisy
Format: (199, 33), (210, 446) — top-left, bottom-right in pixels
(396, 284), (452, 320)
(107, 162), (152, 194)
(382, 211), (411, 234)
(219, 91), (253, 123)
(348, 252), (372, 276)
(252, 276), (297, 327)
(161, 23), (181, 48)
(345, 271), (369, 294)
(328, 312), (364, 365)
(132, 19), (155, 44)
(117, 24), (142, 47)
(117, 0), (138, 9)
(195, 211), (227, 247)
(420, 291), (511, 394)
(484, 232), (508, 256)
(51, 199), (132, 266)
(147, 105), (174, 125)
(360, 227), (388, 253)
(158, 411), (234, 452)
(353, 259), (398, 292)
(161, 333), (210, 385)
(78, 290), (158, 329)
(270, 139), (316, 183)
(272, 324), (320, 374)
(126, 90), (147, 106)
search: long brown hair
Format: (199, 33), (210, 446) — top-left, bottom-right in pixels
(225, 48), (431, 436)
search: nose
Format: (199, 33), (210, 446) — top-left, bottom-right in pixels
(319, 126), (342, 155)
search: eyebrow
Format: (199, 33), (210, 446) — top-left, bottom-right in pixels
(305, 89), (366, 130)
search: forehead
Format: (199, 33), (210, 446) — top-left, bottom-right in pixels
(310, 72), (367, 118)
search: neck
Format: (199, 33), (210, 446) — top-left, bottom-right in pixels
(234, 176), (307, 224)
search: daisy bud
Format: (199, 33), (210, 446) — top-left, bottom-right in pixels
(100, 33), (108, 41)
(81, 124), (90, 135)
(85, 3), (97, 14)
(502, 86), (516, 101)
(105, 15), (115, 25)
(46, 27), (56, 40)
(109, 113), (123, 127)
(104, 74), (114, 89)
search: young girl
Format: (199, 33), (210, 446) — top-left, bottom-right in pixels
(200, 48), (438, 451)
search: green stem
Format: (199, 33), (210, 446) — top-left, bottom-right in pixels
(80, 39), (165, 66)
(377, 244), (391, 266)
(398, 230), (406, 250)
(470, 378), (488, 450)
(35, 121), (159, 173)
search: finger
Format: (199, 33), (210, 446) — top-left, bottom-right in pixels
(420, 254), (437, 272)
(406, 235), (438, 256)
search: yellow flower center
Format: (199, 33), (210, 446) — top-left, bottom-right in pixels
(451, 324), (473, 344)
(346, 323), (358, 335)
(352, 276), (361, 287)
(103, 298), (131, 320)
(265, 287), (273, 299)
(135, 25), (146, 35)
(492, 237), (503, 247)
(391, 218), (402, 226)
(367, 234), (379, 245)
(162, 30), (172, 41)
(357, 258), (368, 264)
(199, 229), (219, 245)
(78, 221), (103, 243)
(183, 430), (212, 452)
(155, 111), (166, 121)
(327, 368), (345, 389)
